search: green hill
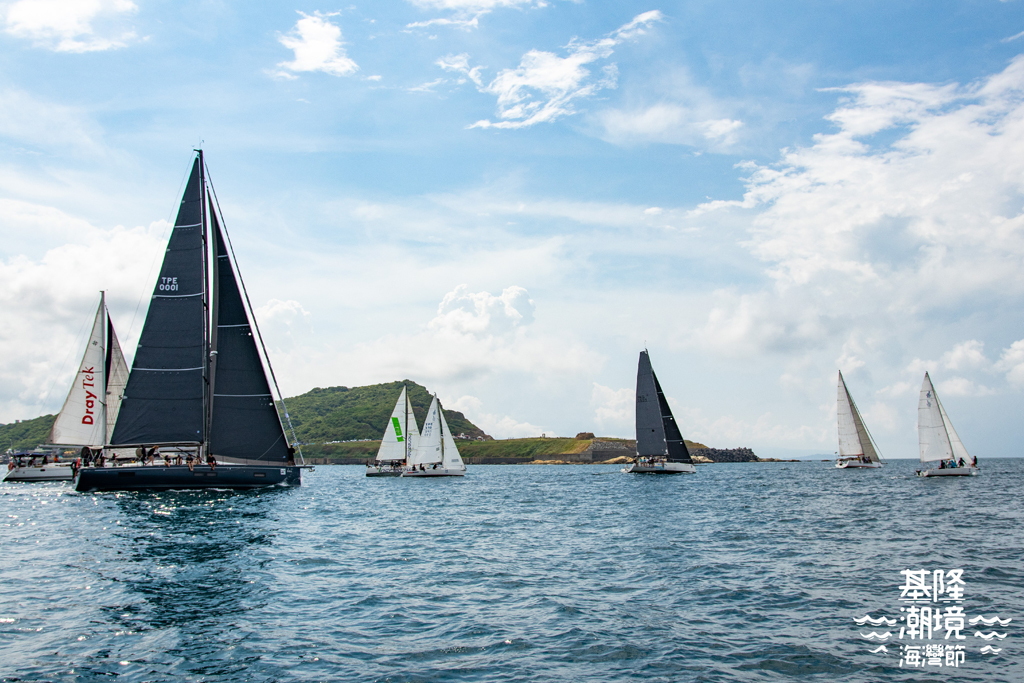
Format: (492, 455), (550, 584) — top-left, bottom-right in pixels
(0, 414), (56, 451)
(277, 380), (488, 445)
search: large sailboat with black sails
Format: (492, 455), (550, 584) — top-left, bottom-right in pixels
(366, 385), (419, 477)
(834, 370), (884, 469)
(402, 394), (466, 477)
(917, 372), (978, 477)
(4, 293), (128, 482)
(75, 151), (303, 492)
(626, 350), (696, 474)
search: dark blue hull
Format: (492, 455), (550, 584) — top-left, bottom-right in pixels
(75, 464), (301, 492)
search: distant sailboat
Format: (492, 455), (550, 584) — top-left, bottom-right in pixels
(366, 385), (419, 477)
(402, 395), (466, 477)
(4, 293), (128, 483)
(75, 151), (302, 491)
(834, 370), (883, 469)
(626, 350), (696, 474)
(917, 372), (978, 477)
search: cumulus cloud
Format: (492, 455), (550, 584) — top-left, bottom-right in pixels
(591, 382), (633, 429)
(0, 209), (167, 422)
(436, 53), (484, 86)
(4, 0), (137, 52)
(688, 56), (1024, 363)
(467, 11), (663, 129)
(430, 284), (534, 336)
(271, 12), (358, 80)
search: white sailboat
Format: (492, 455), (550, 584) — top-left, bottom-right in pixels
(366, 385), (420, 477)
(4, 293), (128, 482)
(917, 372), (978, 477)
(626, 350), (696, 474)
(402, 395), (466, 477)
(834, 370), (884, 469)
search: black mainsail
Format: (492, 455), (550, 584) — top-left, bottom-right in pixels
(635, 350), (693, 464)
(81, 151), (300, 491)
(110, 159), (206, 446)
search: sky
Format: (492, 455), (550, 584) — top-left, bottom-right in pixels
(1, 0), (1023, 458)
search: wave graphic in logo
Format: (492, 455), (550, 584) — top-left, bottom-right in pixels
(974, 631), (1007, 640)
(868, 645), (888, 654)
(860, 631), (892, 640)
(980, 645), (1002, 654)
(854, 615), (897, 626)
(969, 616), (1011, 626)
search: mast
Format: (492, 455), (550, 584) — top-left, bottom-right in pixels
(100, 290), (107, 444)
(405, 383), (410, 463)
(438, 395), (444, 461)
(199, 149), (211, 457)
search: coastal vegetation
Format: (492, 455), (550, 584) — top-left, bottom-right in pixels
(277, 380), (487, 444)
(0, 414), (55, 451)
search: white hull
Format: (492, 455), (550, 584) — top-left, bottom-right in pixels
(917, 466), (978, 477)
(835, 459), (883, 469)
(365, 463), (404, 477)
(4, 464), (75, 482)
(401, 467), (466, 477)
(625, 461), (696, 474)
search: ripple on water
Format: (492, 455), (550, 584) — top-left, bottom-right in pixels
(1, 460), (1022, 682)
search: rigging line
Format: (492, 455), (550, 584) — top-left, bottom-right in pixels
(204, 162), (304, 465)
(39, 301), (94, 407)
(125, 152), (196, 354)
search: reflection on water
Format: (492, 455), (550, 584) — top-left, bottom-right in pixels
(1, 460), (1022, 682)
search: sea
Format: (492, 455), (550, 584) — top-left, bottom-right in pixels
(1, 459), (1021, 683)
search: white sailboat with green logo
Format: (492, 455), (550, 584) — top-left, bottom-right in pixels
(366, 385), (420, 477)
(916, 372), (978, 477)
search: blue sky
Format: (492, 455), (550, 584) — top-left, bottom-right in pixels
(1, 0), (1023, 457)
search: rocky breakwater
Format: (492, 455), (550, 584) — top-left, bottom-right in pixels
(688, 447), (759, 463)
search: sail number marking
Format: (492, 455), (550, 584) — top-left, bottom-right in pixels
(159, 277), (179, 291)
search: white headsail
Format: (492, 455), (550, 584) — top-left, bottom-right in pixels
(918, 373), (954, 463)
(105, 322), (129, 439)
(837, 371), (881, 462)
(49, 295), (115, 446)
(376, 386), (419, 462)
(438, 405), (465, 471)
(411, 396), (443, 466)
(410, 395), (465, 470)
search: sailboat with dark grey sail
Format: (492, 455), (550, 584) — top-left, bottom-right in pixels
(834, 370), (884, 469)
(75, 151), (302, 492)
(626, 350), (696, 474)
(4, 292), (128, 482)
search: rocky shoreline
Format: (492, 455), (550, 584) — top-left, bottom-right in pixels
(304, 440), (768, 465)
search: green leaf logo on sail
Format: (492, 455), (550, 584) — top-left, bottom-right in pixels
(392, 416), (403, 442)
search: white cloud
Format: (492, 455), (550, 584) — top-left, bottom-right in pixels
(591, 383), (632, 429)
(0, 209), (167, 422)
(0, 89), (101, 153)
(446, 394), (550, 438)
(4, 0), (137, 52)
(597, 103), (743, 149)
(468, 11), (663, 129)
(271, 12), (358, 80)
(430, 284), (534, 336)
(406, 0), (547, 31)
(437, 53), (484, 86)
(995, 339), (1024, 387)
(686, 56), (1024, 362)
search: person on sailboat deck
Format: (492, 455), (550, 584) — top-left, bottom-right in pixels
(287, 447), (296, 467)
(206, 453), (217, 470)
